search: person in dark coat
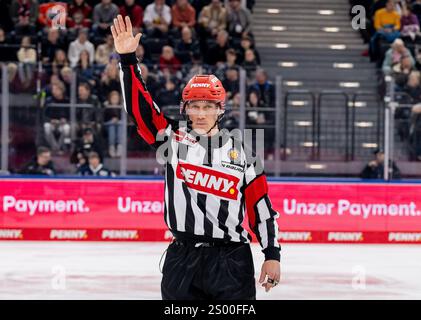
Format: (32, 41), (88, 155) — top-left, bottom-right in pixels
(20, 146), (56, 176)
(77, 151), (115, 176)
(360, 149), (401, 179)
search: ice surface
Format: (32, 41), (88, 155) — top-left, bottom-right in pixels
(0, 242), (420, 299)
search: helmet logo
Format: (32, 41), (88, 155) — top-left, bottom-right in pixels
(190, 83), (211, 88)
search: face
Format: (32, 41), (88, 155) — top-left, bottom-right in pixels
(79, 31), (87, 42)
(38, 152), (51, 166)
(109, 91), (120, 104)
(80, 50), (89, 61)
(217, 32), (228, 45)
(177, 0), (187, 7)
(21, 36), (30, 47)
(78, 85), (90, 100)
(256, 71), (267, 84)
(56, 50), (66, 62)
(102, 0), (111, 5)
(402, 57), (412, 68)
(185, 101), (220, 135)
(89, 156), (100, 167)
(125, 0), (135, 5)
(162, 46), (174, 60)
(386, 1), (394, 11)
(376, 152), (385, 163)
(84, 132), (94, 142)
(182, 27), (192, 42)
(229, 0), (241, 10)
(52, 84), (64, 98)
(245, 49), (255, 61)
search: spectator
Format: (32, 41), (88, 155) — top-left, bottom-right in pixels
(360, 149), (401, 179)
(135, 43), (152, 66)
(175, 26), (200, 64)
(17, 36), (36, 83)
(155, 77), (181, 106)
(403, 71), (421, 101)
(139, 63), (159, 97)
(41, 28), (66, 65)
(143, 0), (172, 37)
(159, 45), (181, 75)
(60, 66), (73, 93)
(248, 68), (275, 108)
(93, 0), (119, 37)
(247, 90), (266, 125)
(206, 30), (229, 65)
(400, 5), (420, 41)
(242, 48), (258, 79)
(198, 0), (227, 37)
(77, 151), (114, 176)
(77, 82), (100, 131)
(226, 0), (252, 39)
(19, 146), (55, 176)
(71, 128), (104, 166)
(215, 48), (239, 79)
(52, 49), (70, 75)
(171, 0), (196, 30)
(10, 0), (39, 35)
(237, 35), (260, 64)
(382, 38), (414, 75)
(393, 55), (415, 88)
(119, 0), (143, 32)
(222, 92), (240, 130)
(409, 103), (421, 160)
(95, 33), (116, 66)
(44, 81), (71, 153)
(99, 61), (121, 101)
(67, 0), (93, 29)
(103, 90), (123, 157)
(76, 49), (97, 87)
(68, 28), (95, 68)
(222, 67), (239, 100)
(370, 0), (401, 61)
(182, 52), (208, 81)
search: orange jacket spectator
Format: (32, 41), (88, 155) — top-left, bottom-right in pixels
(172, 0), (196, 29)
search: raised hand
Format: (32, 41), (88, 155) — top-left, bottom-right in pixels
(110, 15), (142, 54)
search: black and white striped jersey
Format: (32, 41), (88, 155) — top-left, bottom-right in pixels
(119, 52), (281, 261)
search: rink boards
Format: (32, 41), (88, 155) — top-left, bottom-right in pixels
(1, 177), (421, 243)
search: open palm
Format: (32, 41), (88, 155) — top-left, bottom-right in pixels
(110, 15), (142, 54)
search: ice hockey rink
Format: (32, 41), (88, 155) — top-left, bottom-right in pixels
(0, 242), (420, 300)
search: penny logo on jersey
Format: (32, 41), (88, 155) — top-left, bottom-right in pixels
(176, 162), (240, 200)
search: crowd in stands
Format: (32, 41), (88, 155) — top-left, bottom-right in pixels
(0, 0), (281, 175)
(351, 0), (421, 161)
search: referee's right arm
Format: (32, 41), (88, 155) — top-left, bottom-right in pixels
(111, 14), (171, 148)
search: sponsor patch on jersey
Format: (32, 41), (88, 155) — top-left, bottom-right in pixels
(176, 162), (240, 200)
(173, 129), (198, 147)
(221, 161), (245, 173)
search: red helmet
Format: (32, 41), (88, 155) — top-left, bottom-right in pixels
(180, 74), (226, 114)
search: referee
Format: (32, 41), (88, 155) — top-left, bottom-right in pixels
(112, 15), (281, 300)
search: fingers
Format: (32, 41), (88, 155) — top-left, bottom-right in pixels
(134, 32), (142, 44)
(118, 14), (126, 33)
(259, 269), (266, 284)
(113, 18), (121, 34)
(125, 15), (132, 35)
(110, 25), (117, 39)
